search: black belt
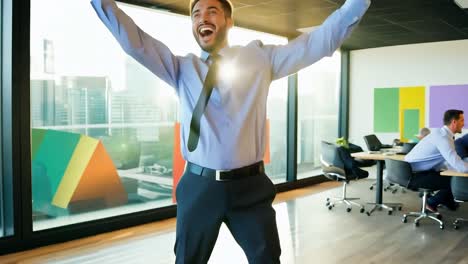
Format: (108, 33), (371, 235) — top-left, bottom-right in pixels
(186, 161), (264, 181)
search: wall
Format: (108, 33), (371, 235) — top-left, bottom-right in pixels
(349, 39), (468, 148)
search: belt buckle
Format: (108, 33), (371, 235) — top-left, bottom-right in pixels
(215, 170), (229, 181)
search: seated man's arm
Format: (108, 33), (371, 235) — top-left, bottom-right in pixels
(435, 137), (468, 173)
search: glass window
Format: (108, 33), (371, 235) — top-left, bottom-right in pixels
(30, 0), (288, 230)
(296, 52), (341, 179)
(266, 80), (288, 184)
(0, 6), (3, 236)
(1, 0), (14, 238)
(0, 100), (3, 237)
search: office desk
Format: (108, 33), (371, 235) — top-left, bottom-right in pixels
(440, 170), (468, 177)
(351, 151), (405, 215)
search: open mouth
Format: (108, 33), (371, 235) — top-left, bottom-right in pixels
(198, 25), (215, 39)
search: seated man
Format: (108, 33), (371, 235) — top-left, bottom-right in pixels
(455, 134), (468, 159)
(416, 127), (431, 141)
(405, 109), (468, 212)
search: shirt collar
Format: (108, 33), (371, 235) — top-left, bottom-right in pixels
(200, 46), (229, 62)
(443, 125), (454, 139)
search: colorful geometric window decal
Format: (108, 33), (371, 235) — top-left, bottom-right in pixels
(32, 129), (127, 214)
(429, 84), (468, 127)
(374, 86), (425, 142)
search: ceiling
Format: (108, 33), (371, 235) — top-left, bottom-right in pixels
(125, 0), (468, 50)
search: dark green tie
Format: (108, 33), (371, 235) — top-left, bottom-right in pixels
(187, 55), (220, 152)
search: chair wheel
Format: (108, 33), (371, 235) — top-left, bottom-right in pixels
(440, 225), (444, 230)
(326, 198), (330, 202)
(437, 214), (443, 220)
(328, 206), (333, 210)
(414, 222), (420, 227)
(346, 208), (352, 212)
(366, 211), (371, 216)
(398, 206), (402, 211)
(360, 208), (365, 213)
(402, 218), (407, 223)
(392, 189), (397, 194)
(370, 186), (374, 190)
(454, 225), (459, 230)
(388, 210), (392, 215)
(325, 202), (330, 206)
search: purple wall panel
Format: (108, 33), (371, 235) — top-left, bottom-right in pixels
(429, 85), (468, 127)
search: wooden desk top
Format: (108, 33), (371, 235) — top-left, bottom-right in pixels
(351, 151), (406, 161)
(440, 170), (468, 177)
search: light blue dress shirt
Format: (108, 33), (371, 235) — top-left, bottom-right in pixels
(405, 126), (468, 173)
(91, 0), (370, 170)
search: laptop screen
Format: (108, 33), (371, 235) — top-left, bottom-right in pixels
(364, 135), (382, 151)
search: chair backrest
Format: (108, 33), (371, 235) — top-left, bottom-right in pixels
(364, 134), (382, 151)
(320, 141), (346, 181)
(451, 176), (468, 201)
(384, 158), (413, 188)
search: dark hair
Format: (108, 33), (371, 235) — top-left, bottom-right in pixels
(189, 0), (233, 19)
(443, 109), (464, 125)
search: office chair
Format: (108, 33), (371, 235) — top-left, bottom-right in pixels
(451, 176), (468, 229)
(385, 158), (444, 229)
(320, 141), (365, 213)
(380, 142), (417, 194)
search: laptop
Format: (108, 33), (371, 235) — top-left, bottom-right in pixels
(396, 142), (417, 155)
(363, 134), (393, 151)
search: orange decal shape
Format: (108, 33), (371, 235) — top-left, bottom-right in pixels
(173, 123), (186, 203)
(71, 142), (127, 207)
(263, 119), (270, 164)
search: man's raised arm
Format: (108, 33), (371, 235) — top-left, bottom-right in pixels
(267, 0), (371, 80)
(90, 0), (180, 89)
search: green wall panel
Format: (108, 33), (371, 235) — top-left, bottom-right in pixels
(403, 109), (419, 141)
(374, 88), (399, 132)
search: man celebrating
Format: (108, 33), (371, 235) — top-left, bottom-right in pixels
(405, 109), (468, 212)
(91, 0), (370, 262)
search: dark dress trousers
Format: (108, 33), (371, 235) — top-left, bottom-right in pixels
(174, 163), (281, 264)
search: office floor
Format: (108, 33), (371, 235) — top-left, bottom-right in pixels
(2, 178), (468, 264)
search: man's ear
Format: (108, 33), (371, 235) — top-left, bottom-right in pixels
(226, 17), (234, 29)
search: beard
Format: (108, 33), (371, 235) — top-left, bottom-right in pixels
(193, 23), (228, 53)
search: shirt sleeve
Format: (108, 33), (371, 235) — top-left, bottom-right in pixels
(90, 0), (180, 91)
(435, 136), (468, 173)
(265, 0), (370, 80)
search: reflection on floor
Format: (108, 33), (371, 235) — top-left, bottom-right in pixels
(3, 179), (468, 264)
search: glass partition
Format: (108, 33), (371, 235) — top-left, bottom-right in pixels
(296, 52), (341, 179)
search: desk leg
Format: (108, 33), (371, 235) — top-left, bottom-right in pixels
(376, 160), (383, 204)
(366, 160), (403, 216)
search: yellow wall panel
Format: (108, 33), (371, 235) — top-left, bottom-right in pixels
(399, 86), (425, 141)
